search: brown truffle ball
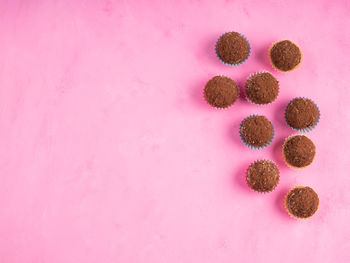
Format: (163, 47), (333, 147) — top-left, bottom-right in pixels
(285, 98), (319, 131)
(285, 186), (319, 219)
(216, 32), (250, 65)
(245, 72), (279, 105)
(269, 40), (302, 72)
(283, 135), (316, 168)
(204, 76), (239, 108)
(246, 160), (279, 193)
(240, 115), (274, 148)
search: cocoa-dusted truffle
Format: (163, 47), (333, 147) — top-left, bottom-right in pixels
(246, 160), (279, 193)
(285, 186), (319, 219)
(240, 115), (274, 148)
(216, 32), (250, 65)
(245, 72), (279, 104)
(269, 40), (302, 72)
(204, 76), (239, 108)
(285, 98), (319, 131)
(283, 135), (316, 168)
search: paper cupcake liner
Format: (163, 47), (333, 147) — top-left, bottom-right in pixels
(284, 186), (320, 220)
(244, 70), (279, 105)
(284, 97), (320, 133)
(282, 134), (316, 169)
(245, 159), (280, 194)
(239, 114), (275, 150)
(203, 75), (240, 109)
(268, 40), (303, 73)
(215, 32), (251, 67)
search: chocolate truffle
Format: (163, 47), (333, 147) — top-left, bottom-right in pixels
(285, 186), (319, 219)
(246, 160), (279, 193)
(245, 72), (279, 105)
(216, 32), (250, 65)
(204, 76), (239, 108)
(240, 115), (274, 148)
(285, 98), (319, 131)
(283, 135), (316, 168)
(269, 40), (302, 72)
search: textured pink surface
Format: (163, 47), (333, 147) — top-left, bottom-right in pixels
(0, 0), (350, 262)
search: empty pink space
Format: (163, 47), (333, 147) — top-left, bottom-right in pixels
(0, 0), (349, 262)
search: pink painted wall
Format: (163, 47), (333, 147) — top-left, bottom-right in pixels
(0, 0), (349, 262)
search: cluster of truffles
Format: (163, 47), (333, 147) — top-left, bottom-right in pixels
(204, 31), (320, 220)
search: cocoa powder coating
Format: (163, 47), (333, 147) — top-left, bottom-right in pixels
(283, 135), (315, 168)
(246, 160), (279, 192)
(285, 98), (319, 129)
(216, 32), (249, 65)
(204, 76), (239, 108)
(270, 40), (302, 71)
(286, 187), (319, 219)
(240, 116), (273, 147)
(245, 72), (279, 104)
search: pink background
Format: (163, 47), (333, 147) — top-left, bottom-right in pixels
(0, 0), (350, 262)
